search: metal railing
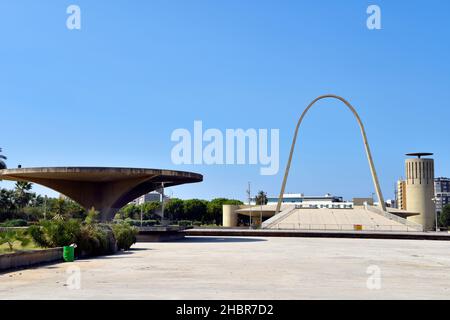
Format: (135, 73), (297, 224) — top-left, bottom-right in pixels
(261, 205), (296, 229)
(365, 205), (423, 231)
(272, 223), (420, 232)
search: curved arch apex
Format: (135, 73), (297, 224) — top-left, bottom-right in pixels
(275, 94), (386, 214)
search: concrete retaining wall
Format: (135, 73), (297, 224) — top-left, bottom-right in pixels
(136, 226), (188, 242)
(0, 227), (28, 232)
(0, 248), (63, 272)
(186, 228), (450, 241)
(137, 231), (185, 242)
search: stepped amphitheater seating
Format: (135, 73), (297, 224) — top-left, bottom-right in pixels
(263, 206), (422, 232)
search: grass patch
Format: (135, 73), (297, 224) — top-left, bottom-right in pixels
(0, 240), (41, 255)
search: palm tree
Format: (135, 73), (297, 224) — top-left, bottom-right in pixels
(0, 188), (16, 216)
(14, 181), (33, 209)
(52, 198), (67, 219)
(255, 190), (268, 205)
(0, 147), (6, 169)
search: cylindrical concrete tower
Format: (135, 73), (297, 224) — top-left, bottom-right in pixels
(222, 205), (239, 227)
(405, 153), (436, 231)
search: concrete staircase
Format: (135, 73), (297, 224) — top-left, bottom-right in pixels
(261, 205), (296, 229)
(365, 205), (423, 232)
(262, 205), (423, 232)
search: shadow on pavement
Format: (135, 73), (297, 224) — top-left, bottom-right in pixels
(129, 247), (151, 251)
(180, 236), (267, 243)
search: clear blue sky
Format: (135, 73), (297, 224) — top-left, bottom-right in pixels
(1, 0), (449, 202)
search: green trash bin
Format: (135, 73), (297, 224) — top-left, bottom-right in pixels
(63, 245), (75, 262)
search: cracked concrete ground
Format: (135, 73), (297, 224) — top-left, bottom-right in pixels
(1, 236), (450, 299)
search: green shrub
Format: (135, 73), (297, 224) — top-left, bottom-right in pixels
(112, 223), (138, 251)
(75, 223), (115, 256)
(142, 220), (158, 226)
(84, 207), (99, 225)
(177, 220), (192, 227)
(28, 224), (48, 247)
(1, 219), (28, 227)
(439, 204), (450, 228)
(29, 219), (81, 248)
(29, 220), (117, 256)
(120, 219), (158, 227)
(23, 207), (42, 221)
(0, 229), (30, 252)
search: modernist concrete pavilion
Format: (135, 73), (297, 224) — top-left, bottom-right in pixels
(0, 167), (203, 221)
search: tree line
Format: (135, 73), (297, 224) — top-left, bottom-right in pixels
(0, 182), (86, 223)
(116, 198), (243, 225)
(0, 182), (244, 226)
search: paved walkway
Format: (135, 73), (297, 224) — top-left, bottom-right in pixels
(1, 236), (450, 299)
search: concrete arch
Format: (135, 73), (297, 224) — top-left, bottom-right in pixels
(275, 94), (386, 213)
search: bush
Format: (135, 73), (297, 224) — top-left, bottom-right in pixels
(29, 219), (81, 248)
(112, 223), (138, 251)
(142, 220), (158, 226)
(439, 204), (450, 228)
(1, 219), (28, 227)
(75, 224), (116, 256)
(121, 219), (158, 227)
(177, 220), (192, 227)
(0, 229), (30, 252)
(84, 207), (99, 225)
(124, 218), (137, 226)
(29, 219), (117, 257)
(23, 207), (42, 221)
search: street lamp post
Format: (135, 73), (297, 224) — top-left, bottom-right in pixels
(161, 182), (166, 225)
(432, 197), (439, 232)
(260, 202), (263, 229)
(247, 182), (252, 229)
(140, 202), (143, 227)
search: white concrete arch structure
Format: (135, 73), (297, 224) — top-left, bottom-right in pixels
(275, 94), (386, 214)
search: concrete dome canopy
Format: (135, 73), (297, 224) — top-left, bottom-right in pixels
(0, 167), (203, 221)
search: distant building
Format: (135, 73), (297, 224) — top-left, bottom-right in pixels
(223, 194), (421, 231)
(261, 193), (354, 209)
(396, 180), (407, 210)
(353, 198), (374, 206)
(130, 191), (168, 205)
(385, 199), (396, 208)
(435, 177), (450, 215)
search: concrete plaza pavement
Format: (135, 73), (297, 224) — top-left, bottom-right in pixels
(1, 236), (450, 299)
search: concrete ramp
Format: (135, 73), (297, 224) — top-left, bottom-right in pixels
(263, 206), (423, 232)
(261, 205), (296, 229)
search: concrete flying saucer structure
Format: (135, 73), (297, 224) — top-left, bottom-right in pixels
(0, 167), (203, 221)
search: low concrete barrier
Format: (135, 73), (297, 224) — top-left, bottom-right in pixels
(136, 232), (185, 242)
(137, 226), (187, 242)
(0, 227), (28, 232)
(0, 248), (63, 272)
(186, 228), (450, 241)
